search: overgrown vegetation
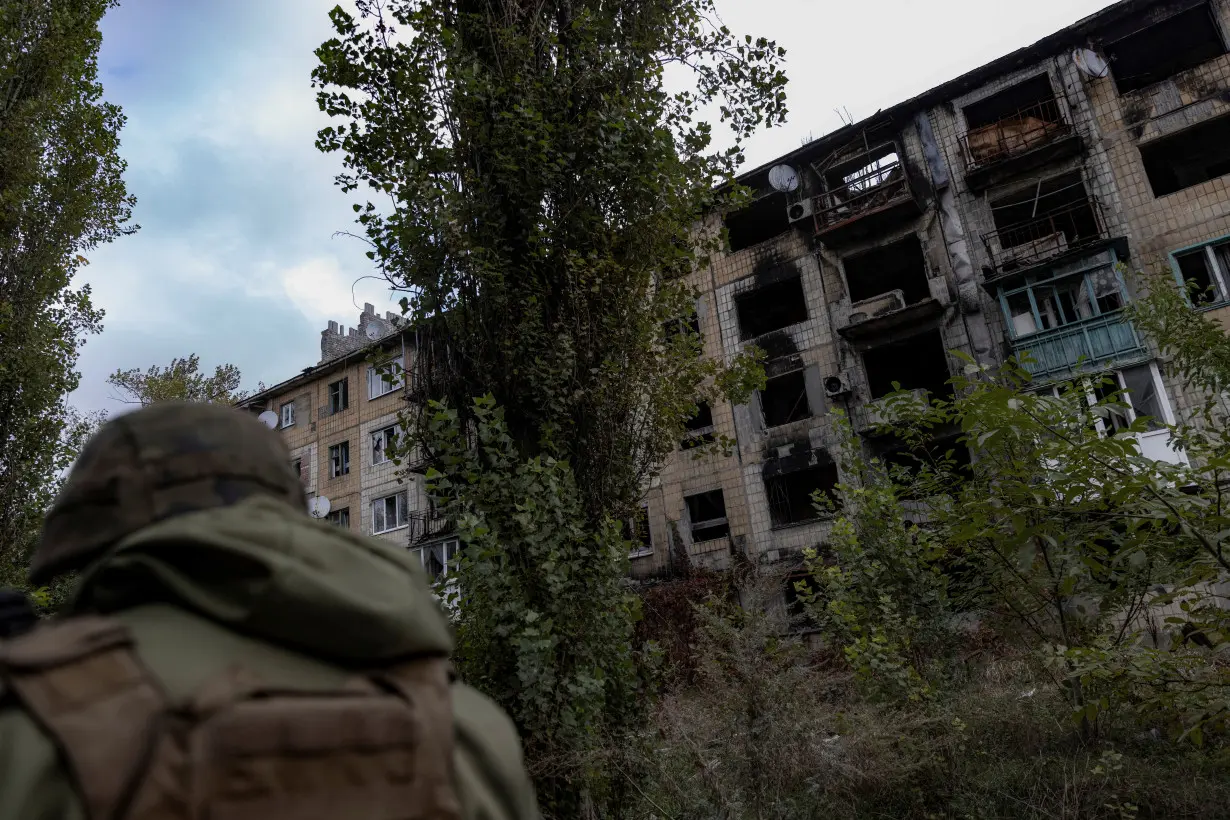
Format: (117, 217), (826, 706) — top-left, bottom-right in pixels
(614, 283), (1230, 818)
(313, 1), (785, 812)
(0, 0), (135, 589)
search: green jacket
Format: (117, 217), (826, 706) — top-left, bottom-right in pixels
(0, 497), (539, 820)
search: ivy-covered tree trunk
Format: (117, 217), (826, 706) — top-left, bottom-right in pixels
(313, 0), (785, 812)
(0, 0), (135, 580)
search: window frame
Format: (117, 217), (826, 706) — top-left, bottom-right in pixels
(368, 355), (405, 399)
(372, 425), (397, 466)
(328, 441), (350, 478)
(410, 537), (462, 581)
(684, 489), (730, 543)
(328, 378), (349, 414)
(997, 264), (1129, 340)
(1035, 362), (1174, 437)
(326, 507), (350, 529)
(279, 401), (295, 428)
(371, 491), (409, 534)
(625, 503), (654, 558)
(1170, 236), (1230, 308)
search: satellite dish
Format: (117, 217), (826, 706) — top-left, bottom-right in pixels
(364, 323), (382, 341)
(767, 164), (800, 193)
(308, 496), (331, 518)
(257, 410), (279, 429)
(1074, 48), (1109, 79)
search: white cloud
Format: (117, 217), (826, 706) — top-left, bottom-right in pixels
(277, 255), (399, 325)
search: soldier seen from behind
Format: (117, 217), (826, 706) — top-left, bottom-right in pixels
(0, 401), (540, 820)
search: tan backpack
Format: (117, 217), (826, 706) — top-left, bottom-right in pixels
(0, 616), (462, 820)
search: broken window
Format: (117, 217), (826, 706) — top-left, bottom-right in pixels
(328, 441), (350, 478)
(326, 508), (350, 529)
(766, 462), (839, 528)
(987, 173), (1101, 270)
(817, 141), (907, 227)
(1140, 114), (1230, 197)
(410, 538), (461, 581)
(863, 329), (951, 400)
(961, 74), (1068, 167)
(1105, 3), (1225, 94)
(685, 489), (730, 542)
(735, 276), (808, 339)
(999, 265), (1125, 338)
(682, 401), (715, 449)
(1040, 365), (1168, 435)
(843, 234), (930, 305)
(623, 504), (653, 556)
(328, 378), (349, 413)
(725, 192), (790, 252)
(760, 370), (811, 428)
(1174, 240), (1230, 305)
(876, 433), (973, 494)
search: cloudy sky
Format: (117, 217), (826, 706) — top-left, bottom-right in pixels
(75, 0), (1118, 414)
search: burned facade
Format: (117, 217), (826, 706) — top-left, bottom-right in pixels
(633, 0), (1222, 585)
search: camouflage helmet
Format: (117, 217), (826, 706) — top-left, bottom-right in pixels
(29, 402), (307, 585)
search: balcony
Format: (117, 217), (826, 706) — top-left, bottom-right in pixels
(960, 98), (1081, 192)
(407, 509), (450, 544)
(982, 196), (1109, 281)
(1010, 311), (1145, 379)
(812, 142), (921, 246)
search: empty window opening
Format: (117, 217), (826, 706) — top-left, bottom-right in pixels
(328, 441), (350, 478)
(766, 462), (839, 528)
(844, 234), (930, 305)
(988, 173), (1100, 270)
(1174, 240), (1230, 305)
(1106, 4), (1225, 94)
(685, 489), (730, 542)
(818, 142), (907, 226)
(962, 74), (1067, 166)
(623, 505), (653, 556)
(326, 508), (350, 529)
(725, 192), (790, 252)
(1000, 265), (1125, 338)
(682, 401), (716, 449)
(735, 276), (808, 339)
(328, 378), (349, 413)
(863, 329), (951, 400)
(1140, 114), (1230, 197)
(760, 370), (811, 428)
(877, 434), (973, 493)
(290, 458), (303, 482)
(783, 570), (822, 628)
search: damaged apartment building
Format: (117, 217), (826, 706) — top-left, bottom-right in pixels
(631, 0), (1230, 595)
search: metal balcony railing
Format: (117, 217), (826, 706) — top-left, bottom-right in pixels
(982, 197), (1107, 276)
(407, 509), (450, 544)
(815, 151), (912, 231)
(1010, 311), (1144, 378)
(960, 99), (1072, 170)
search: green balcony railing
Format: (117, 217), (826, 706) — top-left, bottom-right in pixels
(1010, 311), (1145, 378)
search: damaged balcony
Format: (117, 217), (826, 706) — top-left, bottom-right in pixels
(982, 173), (1112, 281)
(1000, 264), (1145, 379)
(960, 74), (1081, 192)
(837, 234), (945, 343)
(858, 328), (953, 432)
(810, 138), (922, 246)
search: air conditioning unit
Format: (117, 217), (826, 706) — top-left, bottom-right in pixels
(787, 197), (814, 224)
(824, 372), (853, 399)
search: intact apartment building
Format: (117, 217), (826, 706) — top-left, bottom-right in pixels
(241, 0), (1230, 596)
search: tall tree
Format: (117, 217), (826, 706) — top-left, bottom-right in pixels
(314, 1), (786, 812)
(107, 354), (257, 406)
(0, 0), (135, 576)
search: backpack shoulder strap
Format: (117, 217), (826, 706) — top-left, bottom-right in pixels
(372, 656), (461, 819)
(0, 616), (166, 820)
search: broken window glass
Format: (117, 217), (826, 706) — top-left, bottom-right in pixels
(999, 267), (1126, 339)
(1175, 242), (1230, 305)
(1120, 365), (1165, 431)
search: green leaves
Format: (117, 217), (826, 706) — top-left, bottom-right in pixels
(106, 354), (251, 406)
